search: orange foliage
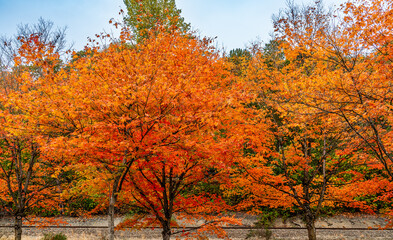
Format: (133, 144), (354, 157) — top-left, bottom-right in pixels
(0, 33), (71, 240)
(225, 0), (393, 239)
(2, 1), (393, 239)
(29, 26), (243, 239)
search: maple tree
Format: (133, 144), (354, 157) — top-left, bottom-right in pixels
(226, 52), (361, 240)
(225, 1), (393, 238)
(0, 32), (70, 240)
(221, 2), (391, 239)
(270, 0), (393, 216)
(30, 22), (244, 239)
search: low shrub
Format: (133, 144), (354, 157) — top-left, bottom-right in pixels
(41, 232), (67, 240)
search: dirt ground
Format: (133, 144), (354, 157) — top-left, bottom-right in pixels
(1, 214), (393, 239)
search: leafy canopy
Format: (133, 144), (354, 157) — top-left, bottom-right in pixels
(123, 0), (190, 41)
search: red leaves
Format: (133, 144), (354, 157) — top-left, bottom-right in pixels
(19, 24), (242, 238)
(4, 1), (393, 238)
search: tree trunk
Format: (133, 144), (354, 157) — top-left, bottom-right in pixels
(161, 221), (171, 240)
(56, 177), (64, 214)
(305, 215), (317, 240)
(107, 177), (120, 240)
(14, 215), (22, 240)
(107, 192), (117, 240)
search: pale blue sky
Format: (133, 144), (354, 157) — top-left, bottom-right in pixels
(0, 0), (345, 51)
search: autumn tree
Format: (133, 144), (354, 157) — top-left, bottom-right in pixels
(0, 18), (69, 69)
(224, 2), (393, 239)
(270, 0), (393, 217)
(0, 19), (71, 240)
(225, 45), (364, 240)
(123, 0), (190, 41)
(0, 31), (70, 240)
(220, 2), (381, 239)
(111, 30), (244, 239)
(31, 24), (242, 239)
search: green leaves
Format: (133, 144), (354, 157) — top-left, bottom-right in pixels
(123, 0), (190, 42)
